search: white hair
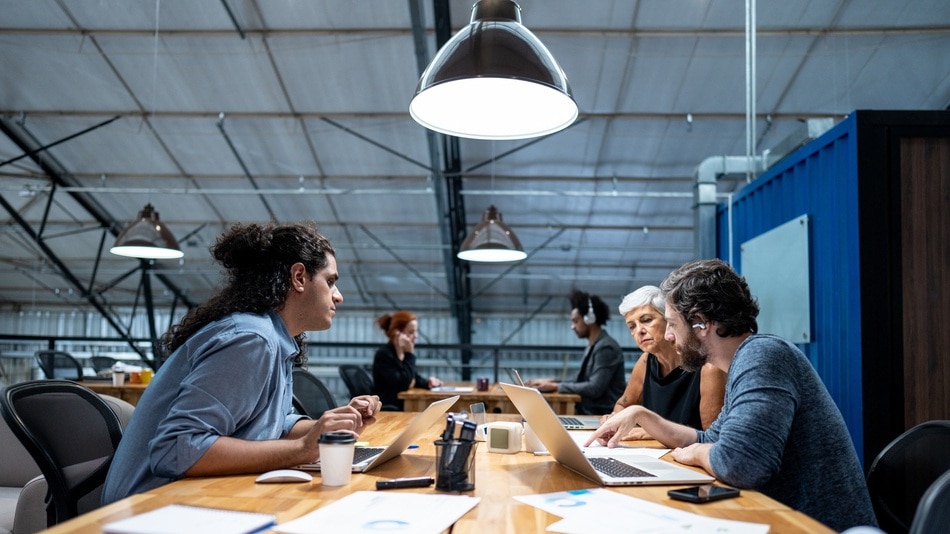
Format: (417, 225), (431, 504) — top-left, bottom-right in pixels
(618, 285), (665, 315)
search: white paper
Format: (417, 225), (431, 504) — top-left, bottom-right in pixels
(430, 386), (474, 393)
(515, 488), (769, 534)
(102, 504), (275, 534)
(274, 491), (479, 534)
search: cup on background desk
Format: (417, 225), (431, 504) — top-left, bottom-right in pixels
(141, 368), (153, 385)
(318, 431), (356, 486)
(129, 371), (142, 384)
(111, 364), (125, 387)
(476, 377), (489, 391)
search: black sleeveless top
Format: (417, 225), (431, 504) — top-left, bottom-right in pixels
(641, 353), (703, 430)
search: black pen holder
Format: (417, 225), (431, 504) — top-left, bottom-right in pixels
(434, 439), (477, 492)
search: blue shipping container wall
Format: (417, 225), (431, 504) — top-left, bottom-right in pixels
(716, 113), (865, 464)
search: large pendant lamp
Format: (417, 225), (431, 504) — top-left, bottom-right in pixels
(110, 203), (184, 259)
(457, 205), (527, 263)
(409, 0), (577, 140)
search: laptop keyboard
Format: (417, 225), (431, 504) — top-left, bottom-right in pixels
(353, 446), (385, 463)
(559, 416), (586, 427)
(589, 457), (656, 478)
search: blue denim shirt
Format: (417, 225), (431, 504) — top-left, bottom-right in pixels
(102, 310), (304, 503)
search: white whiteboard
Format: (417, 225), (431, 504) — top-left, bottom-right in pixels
(740, 214), (811, 343)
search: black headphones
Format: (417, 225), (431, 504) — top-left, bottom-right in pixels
(583, 298), (596, 325)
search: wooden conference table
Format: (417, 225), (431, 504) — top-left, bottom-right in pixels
(44, 412), (832, 533)
(399, 382), (581, 415)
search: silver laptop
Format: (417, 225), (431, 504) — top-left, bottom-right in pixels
(505, 368), (600, 430)
(298, 395), (459, 473)
(501, 383), (714, 486)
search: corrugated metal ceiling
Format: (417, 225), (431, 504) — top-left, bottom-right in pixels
(0, 0), (948, 327)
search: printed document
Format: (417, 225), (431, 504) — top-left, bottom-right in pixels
(274, 491), (479, 534)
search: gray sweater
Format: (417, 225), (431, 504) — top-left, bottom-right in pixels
(698, 334), (877, 531)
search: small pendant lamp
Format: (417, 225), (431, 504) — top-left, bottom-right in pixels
(457, 205), (527, 263)
(110, 203), (184, 259)
(410, 0), (577, 140)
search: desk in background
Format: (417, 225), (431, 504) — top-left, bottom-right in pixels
(83, 382), (148, 406)
(44, 412), (832, 533)
(399, 383), (580, 415)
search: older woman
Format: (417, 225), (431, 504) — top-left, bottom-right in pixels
(606, 285), (726, 440)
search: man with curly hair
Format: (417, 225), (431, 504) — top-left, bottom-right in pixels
(103, 222), (381, 503)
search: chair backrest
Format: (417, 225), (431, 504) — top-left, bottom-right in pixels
(338, 364), (375, 398)
(291, 369), (337, 418)
(909, 469), (950, 534)
(35, 350), (85, 381)
(0, 380), (124, 527)
(98, 394), (136, 429)
(89, 356), (118, 374)
(866, 420), (950, 534)
(0, 406), (42, 487)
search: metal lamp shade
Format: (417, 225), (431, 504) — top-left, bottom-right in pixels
(409, 0), (577, 140)
(457, 205), (527, 263)
(109, 203), (184, 259)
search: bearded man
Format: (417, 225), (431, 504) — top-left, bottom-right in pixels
(585, 259), (876, 532)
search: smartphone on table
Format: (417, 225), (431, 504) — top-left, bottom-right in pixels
(668, 484), (740, 503)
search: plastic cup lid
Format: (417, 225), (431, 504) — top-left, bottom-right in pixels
(318, 431), (357, 444)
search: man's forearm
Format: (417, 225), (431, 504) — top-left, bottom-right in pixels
(184, 435), (311, 477)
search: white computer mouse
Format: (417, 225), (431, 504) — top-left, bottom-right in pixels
(255, 469), (313, 484)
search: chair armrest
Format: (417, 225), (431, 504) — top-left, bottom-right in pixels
(13, 475), (48, 534)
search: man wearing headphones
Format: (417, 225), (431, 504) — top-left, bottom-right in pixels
(525, 289), (626, 415)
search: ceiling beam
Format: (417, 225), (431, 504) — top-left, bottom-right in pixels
(2, 25), (945, 38)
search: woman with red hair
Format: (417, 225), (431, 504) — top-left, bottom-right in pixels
(372, 311), (443, 410)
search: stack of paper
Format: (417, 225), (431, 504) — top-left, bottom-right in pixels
(102, 504), (275, 534)
(515, 488), (769, 534)
(274, 491), (479, 534)
(431, 386), (474, 393)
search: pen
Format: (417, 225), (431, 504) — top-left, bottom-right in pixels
(442, 414), (455, 441)
(376, 476), (435, 490)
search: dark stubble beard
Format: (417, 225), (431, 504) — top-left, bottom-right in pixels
(677, 328), (708, 372)
(574, 325), (588, 339)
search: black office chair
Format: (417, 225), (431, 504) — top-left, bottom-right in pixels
(291, 369), (337, 418)
(0, 379), (124, 527)
(338, 364), (399, 411)
(89, 356), (118, 374)
(909, 469), (950, 534)
(34, 350), (85, 381)
(339, 364), (375, 398)
(866, 420), (950, 534)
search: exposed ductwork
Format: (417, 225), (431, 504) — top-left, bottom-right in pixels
(694, 117), (836, 261)
(693, 155), (765, 260)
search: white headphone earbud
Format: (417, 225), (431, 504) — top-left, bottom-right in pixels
(583, 298), (596, 325)
(692, 323), (706, 330)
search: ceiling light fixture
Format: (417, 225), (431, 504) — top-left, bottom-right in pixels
(457, 205), (527, 263)
(409, 0), (577, 140)
(110, 203), (183, 259)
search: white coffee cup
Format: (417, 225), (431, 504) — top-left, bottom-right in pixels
(111, 365), (125, 387)
(318, 431), (356, 486)
(523, 421), (547, 454)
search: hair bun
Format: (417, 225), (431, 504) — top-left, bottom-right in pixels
(213, 223), (273, 270)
